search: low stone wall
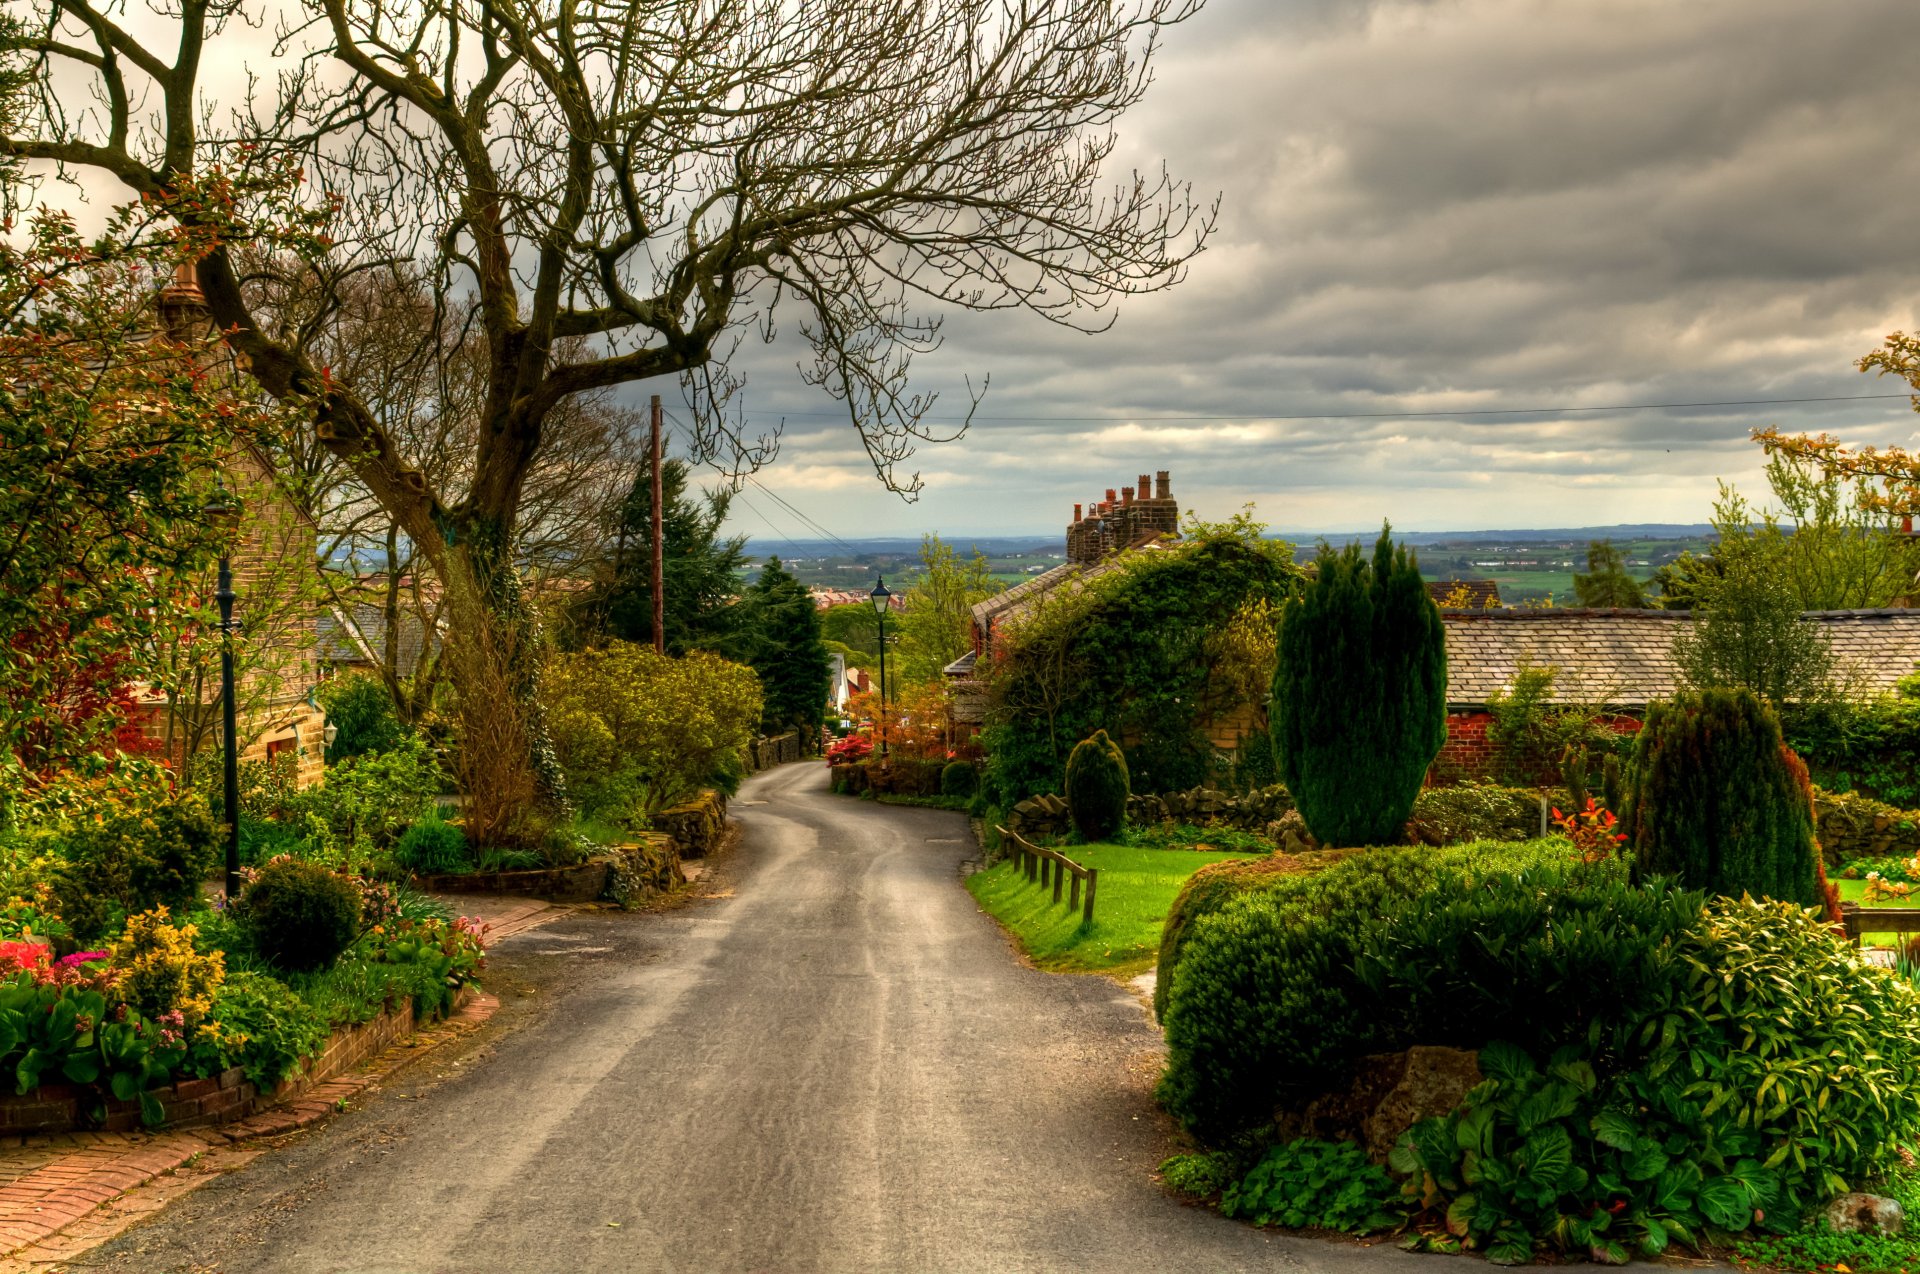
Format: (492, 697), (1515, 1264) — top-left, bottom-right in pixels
(1006, 784), (1294, 840)
(0, 987), (449, 1136)
(422, 857), (613, 903)
(831, 758), (946, 797)
(1818, 790), (1920, 866)
(651, 789), (728, 858)
(749, 732), (804, 770)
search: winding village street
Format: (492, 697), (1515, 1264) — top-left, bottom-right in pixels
(71, 762), (1421, 1273)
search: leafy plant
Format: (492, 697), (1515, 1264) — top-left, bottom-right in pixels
(1221, 1138), (1404, 1233)
(49, 790), (221, 942)
(315, 673), (409, 763)
(1159, 1150), (1236, 1198)
(1065, 730), (1129, 841)
(1621, 687), (1822, 906)
(108, 907), (224, 1033)
(1552, 797), (1625, 862)
(367, 915), (486, 1018)
(393, 810), (472, 875)
(1405, 782), (1539, 846)
(234, 859), (363, 972)
(1271, 525), (1445, 846)
(202, 969), (330, 1088)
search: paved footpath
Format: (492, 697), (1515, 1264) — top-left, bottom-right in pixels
(63, 762), (1438, 1273)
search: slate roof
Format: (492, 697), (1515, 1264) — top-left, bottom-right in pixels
(1442, 608), (1920, 708)
(969, 545), (1174, 638)
(318, 601), (437, 672)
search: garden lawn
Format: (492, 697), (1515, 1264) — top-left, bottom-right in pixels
(966, 843), (1261, 978)
(1837, 877), (1920, 947)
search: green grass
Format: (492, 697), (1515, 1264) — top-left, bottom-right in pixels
(1837, 877), (1920, 948)
(966, 841), (1262, 977)
(875, 793), (973, 811)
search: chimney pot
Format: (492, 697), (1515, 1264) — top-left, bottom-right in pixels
(1105, 488), (1117, 504)
(1122, 486), (1133, 504)
(1138, 474), (1151, 500)
(1155, 470), (1171, 500)
(1073, 502), (1082, 523)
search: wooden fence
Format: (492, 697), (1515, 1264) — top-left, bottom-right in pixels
(1839, 901), (1920, 948)
(997, 826), (1098, 927)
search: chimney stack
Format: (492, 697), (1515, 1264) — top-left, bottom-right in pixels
(1073, 503), (1082, 522)
(1105, 488), (1117, 504)
(1155, 470), (1171, 500)
(1138, 474), (1151, 500)
(1122, 485), (1134, 504)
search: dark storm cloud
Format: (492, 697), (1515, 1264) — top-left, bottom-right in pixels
(707, 0), (1920, 537)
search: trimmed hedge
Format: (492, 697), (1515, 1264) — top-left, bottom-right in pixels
(1153, 853), (1328, 1022)
(939, 761), (979, 799)
(1065, 730), (1129, 841)
(1404, 782), (1540, 845)
(236, 860), (363, 973)
(1156, 842), (1690, 1142)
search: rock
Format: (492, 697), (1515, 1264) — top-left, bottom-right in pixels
(1822, 1193), (1905, 1235)
(1277, 1046), (1483, 1165)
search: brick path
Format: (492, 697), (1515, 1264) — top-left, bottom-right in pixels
(0, 895), (575, 1269)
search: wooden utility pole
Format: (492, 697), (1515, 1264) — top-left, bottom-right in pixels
(650, 394), (665, 654)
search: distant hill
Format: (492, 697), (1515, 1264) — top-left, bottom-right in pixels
(744, 526), (1715, 558)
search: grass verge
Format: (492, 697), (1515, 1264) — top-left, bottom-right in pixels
(966, 841), (1261, 978)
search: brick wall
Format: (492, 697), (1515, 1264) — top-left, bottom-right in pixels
(1430, 710), (1642, 785)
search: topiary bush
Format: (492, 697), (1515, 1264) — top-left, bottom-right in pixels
(1404, 781), (1540, 845)
(236, 859), (363, 973)
(1621, 687), (1821, 906)
(1065, 729), (1130, 841)
(394, 811), (472, 876)
(1153, 852), (1318, 1021)
(1272, 525), (1446, 847)
(1156, 842), (1696, 1143)
(939, 761), (979, 799)
(52, 791), (221, 942)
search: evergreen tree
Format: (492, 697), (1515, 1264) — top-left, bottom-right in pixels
(740, 558), (832, 739)
(1065, 729), (1130, 841)
(1271, 525), (1447, 846)
(1573, 540), (1648, 608)
(586, 455), (747, 654)
(1621, 687), (1820, 907)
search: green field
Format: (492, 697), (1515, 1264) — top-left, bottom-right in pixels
(965, 842), (1259, 978)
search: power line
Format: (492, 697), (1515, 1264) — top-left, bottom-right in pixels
(738, 391), (1916, 424)
(661, 405), (864, 554)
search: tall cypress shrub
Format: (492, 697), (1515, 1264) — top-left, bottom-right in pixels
(1271, 526), (1447, 846)
(1065, 729), (1130, 841)
(1620, 687), (1820, 906)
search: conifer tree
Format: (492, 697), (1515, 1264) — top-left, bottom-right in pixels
(1621, 687), (1820, 906)
(1271, 525), (1447, 845)
(739, 558), (832, 741)
(1065, 729), (1130, 841)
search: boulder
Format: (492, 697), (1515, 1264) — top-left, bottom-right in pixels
(1277, 1046), (1482, 1165)
(1823, 1193), (1905, 1235)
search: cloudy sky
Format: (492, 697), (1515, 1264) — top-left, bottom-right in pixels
(695, 0), (1920, 541)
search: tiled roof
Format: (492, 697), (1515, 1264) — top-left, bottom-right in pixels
(1442, 608), (1920, 707)
(319, 602), (437, 671)
(969, 563), (1081, 631)
(942, 650), (978, 678)
(1427, 579), (1501, 608)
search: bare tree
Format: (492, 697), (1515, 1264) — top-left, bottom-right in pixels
(5, 0), (1215, 825)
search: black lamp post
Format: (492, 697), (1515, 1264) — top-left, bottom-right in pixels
(204, 497), (242, 898)
(869, 575), (892, 758)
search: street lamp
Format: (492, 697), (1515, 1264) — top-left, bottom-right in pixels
(869, 575), (892, 758)
(203, 495), (242, 899)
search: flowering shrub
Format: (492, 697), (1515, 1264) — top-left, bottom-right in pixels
(0, 970), (184, 1122)
(0, 882), (71, 947)
(108, 909), (224, 1036)
(367, 916), (487, 1018)
(1551, 797), (1626, 863)
(826, 734), (874, 765)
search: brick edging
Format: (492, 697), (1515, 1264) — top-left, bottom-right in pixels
(0, 991), (498, 1258)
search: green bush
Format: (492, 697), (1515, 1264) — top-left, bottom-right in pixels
(204, 969), (331, 1087)
(1391, 896), (1920, 1268)
(939, 761), (979, 799)
(236, 860), (363, 973)
(1622, 687), (1821, 906)
(1156, 842), (1687, 1142)
(394, 811), (471, 875)
(1159, 1151), (1236, 1199)
(53, 791), (221, 942)
(1272, 526), (1446, 846)
(1065, 730), (1130, 841)
(1405, 782), (1540, 845)
(1220, 1139), (1403, 1233)
(1153, 853), (1310, 1021)
(315, 673), (408, 763)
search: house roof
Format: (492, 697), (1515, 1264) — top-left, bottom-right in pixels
(1441, 607), (1920, 707)
(319, 601), (437, 671)
(1428, 578), (1501, 608)
(970, 545), (1176, 637)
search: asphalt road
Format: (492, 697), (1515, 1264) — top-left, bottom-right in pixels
(92, 760), (1432, 1274)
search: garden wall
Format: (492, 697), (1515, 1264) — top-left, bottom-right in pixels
(651, 790), (728, 858)
(830, 758), (946, 797)
(748, 732), (804, 771)
(0, 988), (448, 1136)
(1816, 790), (1920, 866)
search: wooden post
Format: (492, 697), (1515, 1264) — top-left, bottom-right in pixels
(1082, 867), (1098, 926)
(649, 394), (665, 654)
(1069, 872), (1080, 913)
(1052, 857), (1064, 905)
